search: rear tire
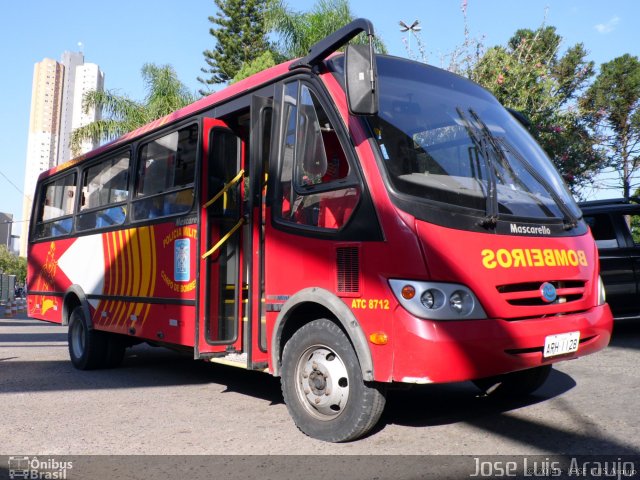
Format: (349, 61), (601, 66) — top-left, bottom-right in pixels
(68, 306), (107, 370)
(473, 365), (552, 397)
(281, 319), (386, 442)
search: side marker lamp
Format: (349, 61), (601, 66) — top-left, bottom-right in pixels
(369, 332), (389, 345)
(401, 285), (416, 299)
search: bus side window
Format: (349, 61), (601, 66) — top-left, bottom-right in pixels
(34, 173), (77, 239)
(277, 82), (359, 230)
(279, 83), (297, 219)
(132, 124), (198, 221)
(76, 152), (130, 231)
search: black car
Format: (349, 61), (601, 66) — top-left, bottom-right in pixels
(580, 198), (640, 320)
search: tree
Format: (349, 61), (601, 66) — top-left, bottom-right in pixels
(266, 0), (386, 59)
(198, 0), (271, 95)
(0, 245), (26, 284)
(471, 26), (604, 193)
(231, 50), (277, 83)
(71, 64), (195, 152)
(580, 54), (640, 198)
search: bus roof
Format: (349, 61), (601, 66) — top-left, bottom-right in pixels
(39, 57), (298, 182)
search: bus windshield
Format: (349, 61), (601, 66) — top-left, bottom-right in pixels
(367, 56), (581, 224)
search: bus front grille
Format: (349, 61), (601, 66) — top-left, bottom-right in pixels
(496, 280), (586, 307)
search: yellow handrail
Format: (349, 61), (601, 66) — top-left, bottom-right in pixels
(201, 217), (246, 259)
(202, 169), (245, 210)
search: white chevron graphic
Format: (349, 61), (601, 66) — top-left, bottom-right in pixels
(57, 233), (105, 309)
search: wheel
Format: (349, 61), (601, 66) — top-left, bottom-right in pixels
(68, 306), (108, 370)
(473, 365), (552, 397)
(280, 319), (386, 442)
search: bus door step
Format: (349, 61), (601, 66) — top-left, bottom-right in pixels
(208, 352), (248, 369)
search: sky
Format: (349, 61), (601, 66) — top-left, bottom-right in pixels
(1, 0), (638, 239)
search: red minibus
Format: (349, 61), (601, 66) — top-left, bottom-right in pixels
(27, 19), (612, 442)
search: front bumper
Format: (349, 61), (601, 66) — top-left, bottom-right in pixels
(389, 303), (613, 384)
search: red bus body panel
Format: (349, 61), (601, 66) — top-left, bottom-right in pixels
(28, 222), (198, 346)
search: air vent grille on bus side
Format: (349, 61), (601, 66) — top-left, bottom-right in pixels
(337, 246), (360, 294)
(496, 280), (586, 306)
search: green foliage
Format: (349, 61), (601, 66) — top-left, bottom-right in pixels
(266, 0), (386, 59)
(580, 54), (640, 198)
(71, 64), (195, 153)
(198, 0), (385, 92)
(198, 0), (271, 95)
(629, 213), (640, 245)
(470, 26), (602, 193)
(141, 64), (196, 119)
(0, 245), (26, 283)
(231, 50), (277, 83)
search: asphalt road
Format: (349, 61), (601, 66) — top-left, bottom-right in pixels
(1, 311), (639, 459)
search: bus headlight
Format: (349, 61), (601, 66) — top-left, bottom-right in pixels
(597, 275), (606, 306)
(449, 290), (474, 316)
(420, 289), (442, 309)
(389, 279), (486, 320)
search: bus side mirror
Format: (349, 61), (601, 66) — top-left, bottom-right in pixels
(345, 43), (378, 115)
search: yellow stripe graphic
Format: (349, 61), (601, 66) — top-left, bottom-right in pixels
(124, 229), (138, 326)
(136, 226), (151, 321)
(113, 230), (128, 326)
(142, 225), (156, 326)
(96, 226), (160, 329)
(105, 232), (116, 327)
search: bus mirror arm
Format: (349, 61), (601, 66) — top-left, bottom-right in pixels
(290, 18), (375, 70)
(287, 17), (378, 116)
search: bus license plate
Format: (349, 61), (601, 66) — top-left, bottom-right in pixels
(543, 331), (580, 358)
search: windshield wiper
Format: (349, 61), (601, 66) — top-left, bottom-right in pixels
(456, 108), (499, 228)
(493, 137), (579, 230)
(467, 109), (579, 231)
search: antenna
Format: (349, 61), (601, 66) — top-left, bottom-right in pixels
(399, 20), (421, 55)
(399, 20), (421, 33)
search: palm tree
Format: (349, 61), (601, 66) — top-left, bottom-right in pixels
(71, 63), (196, 155)
(266, 0), (386, 59)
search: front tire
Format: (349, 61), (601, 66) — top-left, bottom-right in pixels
(281, 319), (386, 442)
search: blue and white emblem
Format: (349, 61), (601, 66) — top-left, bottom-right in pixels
(540, 282), (557, 303)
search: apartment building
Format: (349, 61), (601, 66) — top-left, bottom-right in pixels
(19, 53), (104, 256)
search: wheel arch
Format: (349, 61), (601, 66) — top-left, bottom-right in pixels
(270, 287), (374, 381)
(62, 285), (93, 328)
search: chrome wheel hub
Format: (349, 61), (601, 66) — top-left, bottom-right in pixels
(296, 346), (350, 419)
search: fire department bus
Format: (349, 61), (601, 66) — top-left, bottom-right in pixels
(27, 19), (612, 442)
